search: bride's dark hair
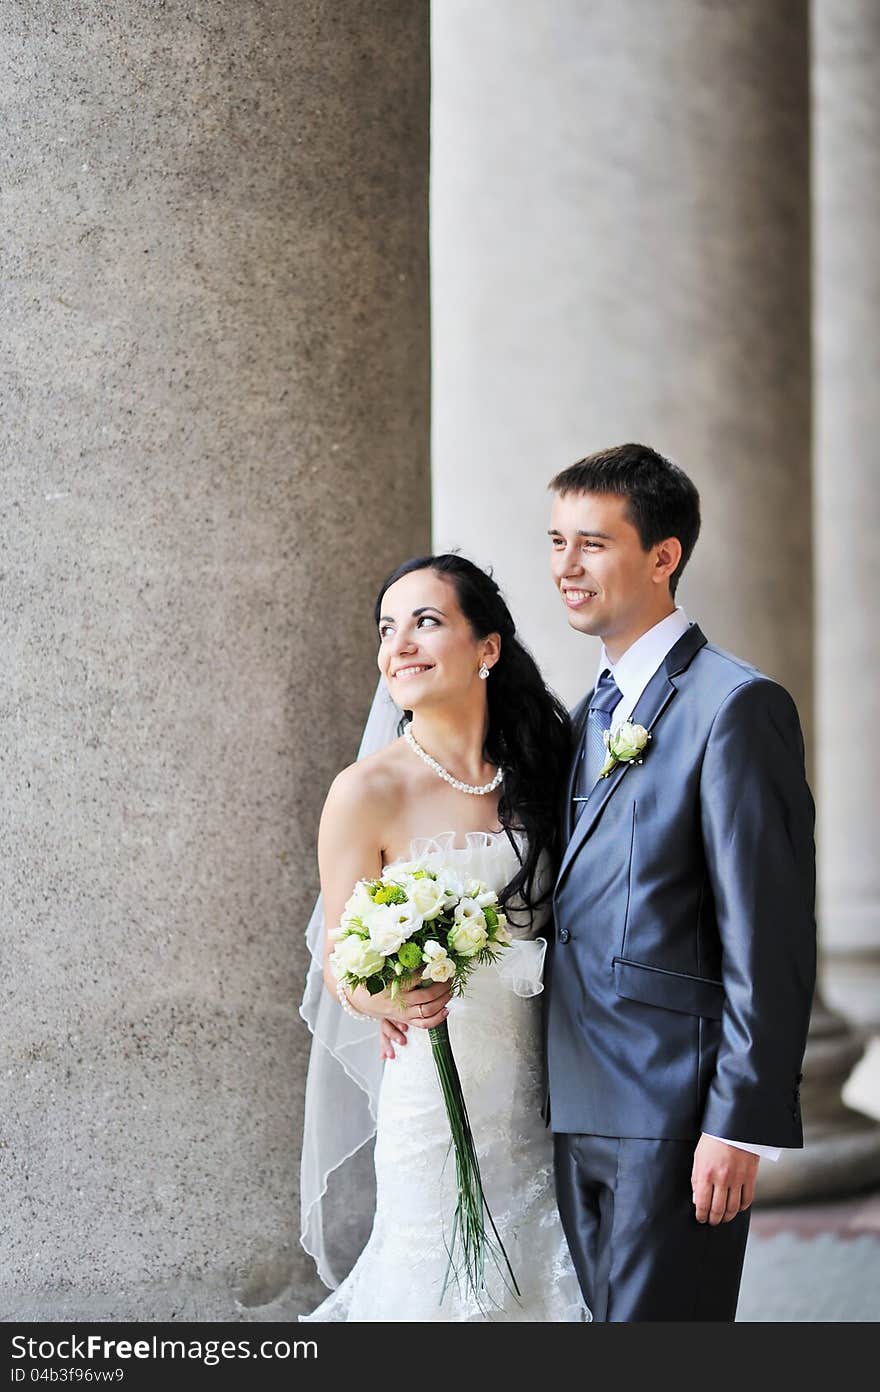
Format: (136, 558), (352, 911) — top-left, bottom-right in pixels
(374, 554), (572, 911)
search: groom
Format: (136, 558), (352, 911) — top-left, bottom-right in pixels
(545, 444), (816, 1322)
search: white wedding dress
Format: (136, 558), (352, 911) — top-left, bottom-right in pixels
(301, 830), (588, 1322)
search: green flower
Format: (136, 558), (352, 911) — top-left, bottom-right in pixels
(371, 883), (407, 905)
(396, 941), (422, 970)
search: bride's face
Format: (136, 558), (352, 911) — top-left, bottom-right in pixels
(377, 570), (494, 708)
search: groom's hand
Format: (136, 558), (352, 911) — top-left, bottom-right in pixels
(379, 1015), (408, 1060)
(691, 1135), (759, 1225)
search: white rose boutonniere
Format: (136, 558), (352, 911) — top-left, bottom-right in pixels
(598, 721), (651, 779)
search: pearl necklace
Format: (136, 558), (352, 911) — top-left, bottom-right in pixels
(403, 723), (503, 796)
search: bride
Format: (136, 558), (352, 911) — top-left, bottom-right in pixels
(299, 553), (589, 1321)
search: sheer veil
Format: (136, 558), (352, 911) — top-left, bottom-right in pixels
(298, 677), (404, 1288)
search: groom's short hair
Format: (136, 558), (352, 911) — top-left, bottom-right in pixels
(548, 443), (701, 598)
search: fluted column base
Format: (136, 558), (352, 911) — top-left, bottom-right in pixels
(755, 996), (880, 1203)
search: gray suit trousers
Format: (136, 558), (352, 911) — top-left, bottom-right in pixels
(554, 1132), (751, 1321)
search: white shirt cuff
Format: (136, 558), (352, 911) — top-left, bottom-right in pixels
(704, 1134), (782, 1162)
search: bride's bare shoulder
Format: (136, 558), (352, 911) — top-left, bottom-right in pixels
(322, 739), (408, 822)
(318, 744), (410, 892)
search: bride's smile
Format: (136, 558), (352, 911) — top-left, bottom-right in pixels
(392, 663), (435, 679)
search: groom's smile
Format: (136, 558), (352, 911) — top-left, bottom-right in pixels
(561, 587), (598, 609)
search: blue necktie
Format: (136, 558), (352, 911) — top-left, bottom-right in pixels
(571, 668), (623, 825)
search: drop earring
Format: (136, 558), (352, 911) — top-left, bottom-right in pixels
(479, 663), (490, 680)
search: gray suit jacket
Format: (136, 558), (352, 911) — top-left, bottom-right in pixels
(545, 622), (816, 1146)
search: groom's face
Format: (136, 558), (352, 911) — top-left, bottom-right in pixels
(548, 490), (660, 643)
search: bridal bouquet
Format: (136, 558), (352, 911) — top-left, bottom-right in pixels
(330, 857), (520, 1306)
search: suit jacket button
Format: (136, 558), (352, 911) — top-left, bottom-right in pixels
(559, 928), (571, 944)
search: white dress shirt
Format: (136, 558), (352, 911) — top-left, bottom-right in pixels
(597, 607), (781, 1163)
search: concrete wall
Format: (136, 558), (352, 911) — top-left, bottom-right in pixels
(0, 0), (429, 1319)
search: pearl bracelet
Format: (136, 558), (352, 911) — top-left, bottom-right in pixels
(336, 977), (370, 1020)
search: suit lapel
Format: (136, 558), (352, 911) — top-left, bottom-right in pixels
(556, 623), (708, 892)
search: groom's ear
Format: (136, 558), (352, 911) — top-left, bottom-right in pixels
(652, 536), (683, 589)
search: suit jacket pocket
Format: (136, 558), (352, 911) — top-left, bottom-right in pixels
(612, 956), (725, 1020)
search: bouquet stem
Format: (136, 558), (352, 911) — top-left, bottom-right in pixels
(428, 1020), (520, 1306)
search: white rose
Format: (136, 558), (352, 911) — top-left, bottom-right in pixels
(425, 957), (456, 983)
(449, 918), (488, 957)
(610, 721), (649, 761)
(422, 940), (456, 983)
(464, 877), (497, 908)
(330, 933), (384, 979)
(367, 916), (408, 957)
(408, 877), (447, 921)
(493, 921), (513, 947)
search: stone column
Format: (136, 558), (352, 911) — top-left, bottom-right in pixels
(813, 1), (880, 1038)
(775, 0), (880, 1191)
(0, 1), (429, 1319)
(431, 0), (880, 1197)
(433, 0), (813, 719)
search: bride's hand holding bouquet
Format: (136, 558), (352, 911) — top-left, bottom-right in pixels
(329, 857), (518, 1306)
